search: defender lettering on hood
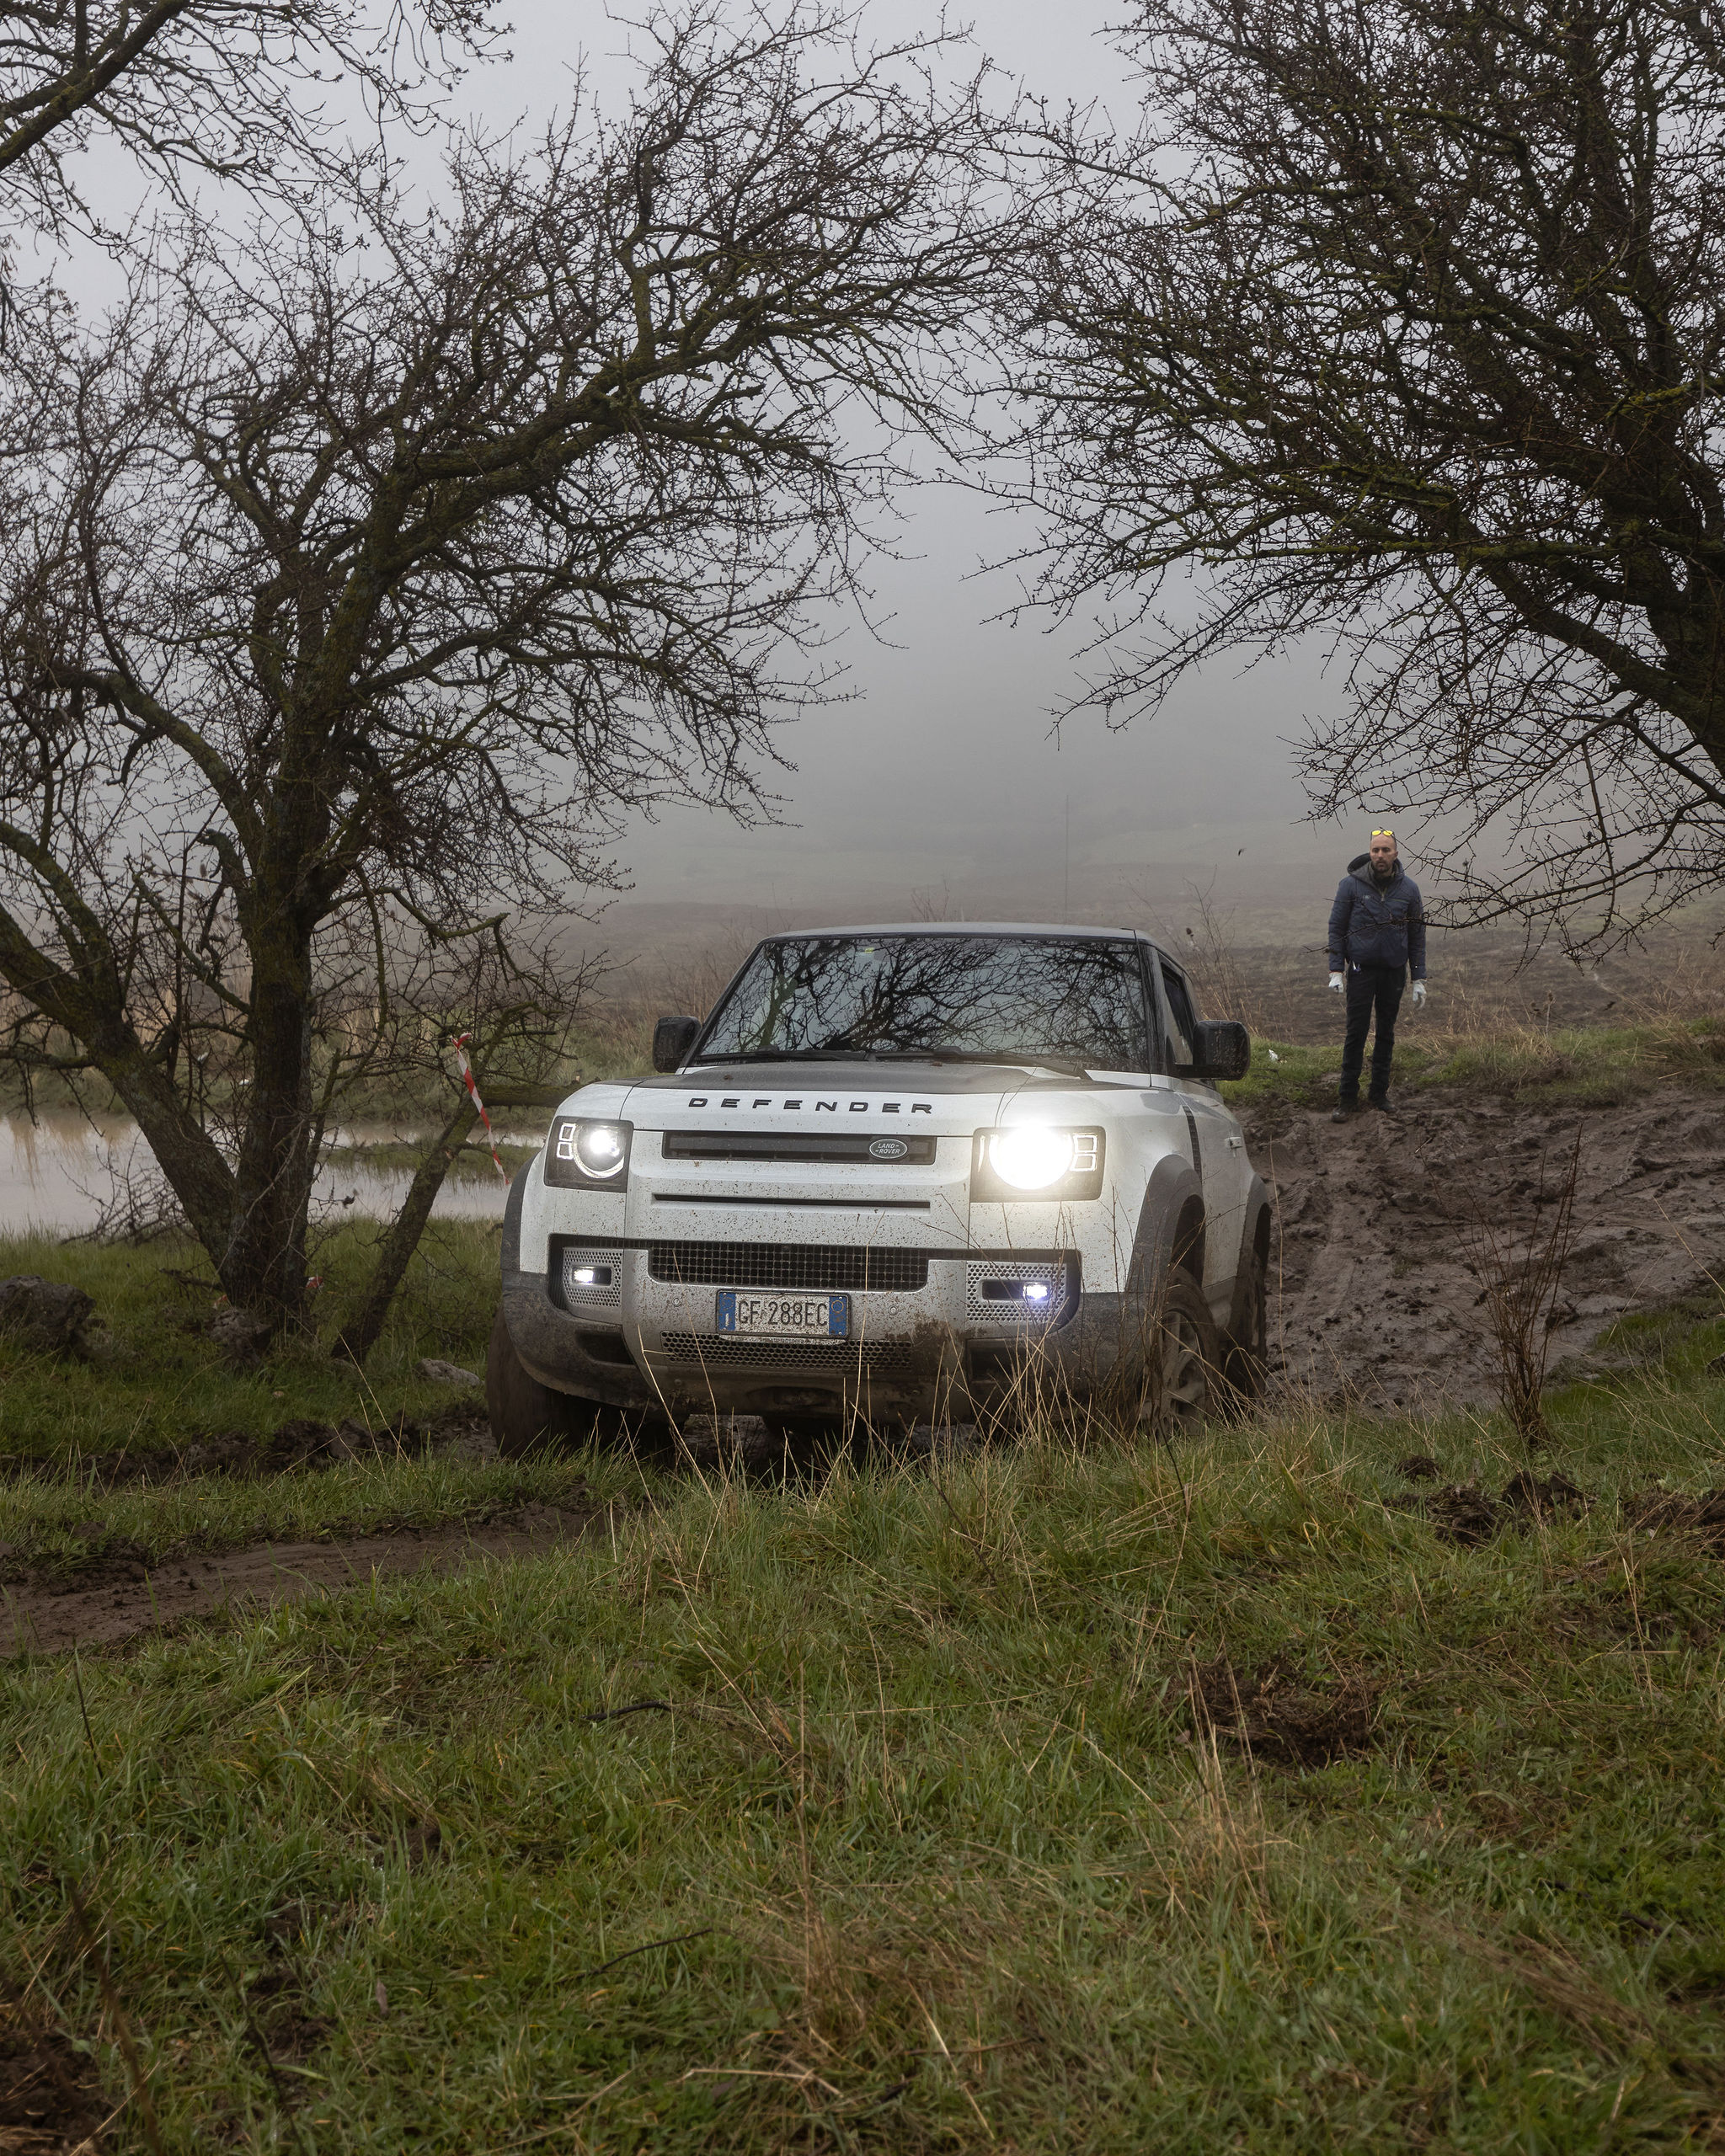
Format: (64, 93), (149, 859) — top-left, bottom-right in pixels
(685, 1095), (935, 1113)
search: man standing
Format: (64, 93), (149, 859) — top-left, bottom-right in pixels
(1327, 828), (1427, 1119)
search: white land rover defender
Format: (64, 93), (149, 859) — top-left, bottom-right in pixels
(487, 924), (1268, 1451)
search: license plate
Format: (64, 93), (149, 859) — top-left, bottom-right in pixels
(716, 1290), (849, 1338)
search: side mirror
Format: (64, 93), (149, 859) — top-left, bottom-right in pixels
(652, 1014), (701, 1072)
(1185, 1019), (1251, 1082)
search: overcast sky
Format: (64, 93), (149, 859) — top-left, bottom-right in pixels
(53, 1), (1362, 948)
(435, 0), (1350, 941)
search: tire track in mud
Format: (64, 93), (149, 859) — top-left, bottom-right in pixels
(1, 1504), (595, 1657)
(1248, 1086), (1725, 1411)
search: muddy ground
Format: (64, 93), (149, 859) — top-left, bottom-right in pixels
(0, 1504), (594, 1657)
(1251, 1086), (1725, 1411)
(7, 1086), (1722, 1661)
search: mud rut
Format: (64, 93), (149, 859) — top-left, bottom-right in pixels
(0, 1508), (594, 1659)
(1251, 1086), (1725, 1412)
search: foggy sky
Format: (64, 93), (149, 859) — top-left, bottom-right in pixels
(476, 1), (1359, 939)
(46, 2), (1371, 947)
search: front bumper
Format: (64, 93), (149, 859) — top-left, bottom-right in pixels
(500, 1177), (1135, 1419)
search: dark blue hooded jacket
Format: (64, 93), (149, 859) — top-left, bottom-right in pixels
(1327, 855), (1427, 979)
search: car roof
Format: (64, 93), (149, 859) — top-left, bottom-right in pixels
(759, 922), (1156, 943)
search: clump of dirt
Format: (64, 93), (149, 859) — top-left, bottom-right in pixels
(1622, 1487), (1725, 1553)
(259, 1417), (433, 1472)
(1397, 1454), (1441, 1481)
(401, 1816), (444, 1868)
(1398, 1472), (1587, 1546)
(1188, 1656), (1377, 1769)
(0, 1986), (109, 2153)
(242, 1967), (330, 2077)
(1424, 1484), (1503, 1547)
(1501, 1470), (1586, 1519)
(0, 1276), (97, 1358)
(234, 1909), (340, 2101)
(1248, 1088), (1725, 1410)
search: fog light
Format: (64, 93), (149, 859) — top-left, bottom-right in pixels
(981, 1278), (1057, 1304)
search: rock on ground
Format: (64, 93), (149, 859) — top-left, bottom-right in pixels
(417, 1357), (483, 1387)
(0, 1274), (94, 1353)
(1247, 1086), (1725, 1412)
(208, 1304), (273, 1366)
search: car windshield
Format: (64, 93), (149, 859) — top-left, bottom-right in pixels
(696, 933), (1153, 1070)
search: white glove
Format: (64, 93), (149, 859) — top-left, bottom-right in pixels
(1411, 980), (1427, 1008)
(1328, 973), (1344, 995)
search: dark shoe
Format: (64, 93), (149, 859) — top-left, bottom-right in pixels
(1366, 1095), (1396, 1113)
(1332, 1103), (1358, 1123)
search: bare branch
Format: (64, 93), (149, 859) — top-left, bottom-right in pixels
(994, 0), (1725, 943)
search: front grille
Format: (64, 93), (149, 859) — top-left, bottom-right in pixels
(660, 1131), (937, 1166)
(647, 1241), (930, 1292)
(654, 1332), (921, 1370)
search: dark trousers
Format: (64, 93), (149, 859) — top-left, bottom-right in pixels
(1340, 965), (1405, 1103)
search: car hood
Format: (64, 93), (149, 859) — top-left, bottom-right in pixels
(623, 1058), (1155, 1126)
(617, 1059), (1028, 1137)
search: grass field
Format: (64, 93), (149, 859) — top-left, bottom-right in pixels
(3, 1315), (1724, 2152)
(1219, 1014), (1725, 1113)
(3, 1022), (1724, 2150)
(0, 1225), (499, 1467)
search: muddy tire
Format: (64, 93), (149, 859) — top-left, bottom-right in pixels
(1222, 1242), (1269, 1407)
(486, 1305), (595, 1459)
(1148, 1274), (1224, 1437)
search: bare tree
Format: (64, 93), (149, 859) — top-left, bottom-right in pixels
(0, 0), (499, 237)
(998, 0), (1725, 944)
(0, 3), (992, 1327)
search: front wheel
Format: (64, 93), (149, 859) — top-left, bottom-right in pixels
(485, 1305), (600, 1459)
(1222, 1242), (1269, 1408)
(1146, 1275), (1224, 1438)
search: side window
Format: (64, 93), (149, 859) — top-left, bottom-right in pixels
(1160, 960), (1197, 1070)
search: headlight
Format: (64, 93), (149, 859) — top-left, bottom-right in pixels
(970, 1125), (1104, 1203)
(544, 1117), (633, 1190)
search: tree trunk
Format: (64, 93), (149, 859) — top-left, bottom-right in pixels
(223, 910), (317, 1323)
(102, 1035), (238, 1262)
(331, 1095), (481, 1365)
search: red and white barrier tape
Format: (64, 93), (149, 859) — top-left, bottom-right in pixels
(452, 1033), (510, 1182)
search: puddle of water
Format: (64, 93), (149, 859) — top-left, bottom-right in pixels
(0, 1113), (532, 1237)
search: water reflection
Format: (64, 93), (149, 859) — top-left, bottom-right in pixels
(0, 1113), (527, 1236)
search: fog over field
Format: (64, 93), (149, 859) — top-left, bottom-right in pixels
(467, 0), (1356, 943)
(54, 0), (1696, 970)
(34, 0), (1454, 952)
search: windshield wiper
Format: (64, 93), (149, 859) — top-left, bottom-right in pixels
(685, 1047), (868, 1064)
(689, 1044), (1095, 1076)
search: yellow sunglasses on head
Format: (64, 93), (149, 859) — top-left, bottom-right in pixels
(1370, 827), (1396, 838)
